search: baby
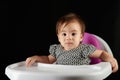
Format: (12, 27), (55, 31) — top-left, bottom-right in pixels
(25, 13), (118, 73)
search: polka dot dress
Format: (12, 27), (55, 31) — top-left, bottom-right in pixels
(49, 44), (96, 65)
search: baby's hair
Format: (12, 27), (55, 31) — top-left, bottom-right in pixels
(56, 13), (86, 35)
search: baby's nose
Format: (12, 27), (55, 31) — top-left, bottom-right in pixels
(66, 35), (72, 40)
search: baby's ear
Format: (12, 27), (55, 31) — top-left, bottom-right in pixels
(57, 34), (60, 42)
(80, 34), (83, 41)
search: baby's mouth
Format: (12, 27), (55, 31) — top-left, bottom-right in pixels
(65, 42), (73, 45)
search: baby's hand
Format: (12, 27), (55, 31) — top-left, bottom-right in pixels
(25, 55), (41, 67)
(109, 58), (118, 73)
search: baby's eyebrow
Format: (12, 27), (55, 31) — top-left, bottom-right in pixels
(70, 30), (78, 32)
(61, 29), (78, 33)
(61, 30), (66, 32)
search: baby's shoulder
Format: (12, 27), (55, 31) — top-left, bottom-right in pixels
(81, 44), (96, 48)
(49, 44), (61, 50)
(50, 44), (60, 47)
(49, 44), (60, 53)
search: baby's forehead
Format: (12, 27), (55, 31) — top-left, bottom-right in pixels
(60, 21), (81, 28)
(59, 23), (81, 33)
(57, 19), (82, 34)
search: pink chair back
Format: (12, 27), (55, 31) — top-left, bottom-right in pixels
(82, 32), (102, 64)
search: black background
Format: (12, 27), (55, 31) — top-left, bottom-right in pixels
(1, 0), (120, 80)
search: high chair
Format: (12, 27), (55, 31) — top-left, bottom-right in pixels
(5, 32), (113, 80)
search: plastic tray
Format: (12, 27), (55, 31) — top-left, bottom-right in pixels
(5, 61), (112, 80)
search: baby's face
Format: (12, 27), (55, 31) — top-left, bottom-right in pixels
(57, 21), (83, 50)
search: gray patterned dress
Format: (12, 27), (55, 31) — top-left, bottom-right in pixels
(49, 44), (96, 65)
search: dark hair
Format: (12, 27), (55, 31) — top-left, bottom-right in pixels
(56, 13), (86, 35)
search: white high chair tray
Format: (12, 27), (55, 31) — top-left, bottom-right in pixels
(5, 61), (112, 80)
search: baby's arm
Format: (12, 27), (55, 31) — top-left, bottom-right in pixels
(89, 50), (118, 73)
(25, 55), (56, 67)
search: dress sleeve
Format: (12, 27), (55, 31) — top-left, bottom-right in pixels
(81, 44), (96, 58)
(49, 44), (57, 58)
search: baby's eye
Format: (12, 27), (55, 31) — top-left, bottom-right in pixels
(62, 33), (67, 36)
(72, 33), (76, 36)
